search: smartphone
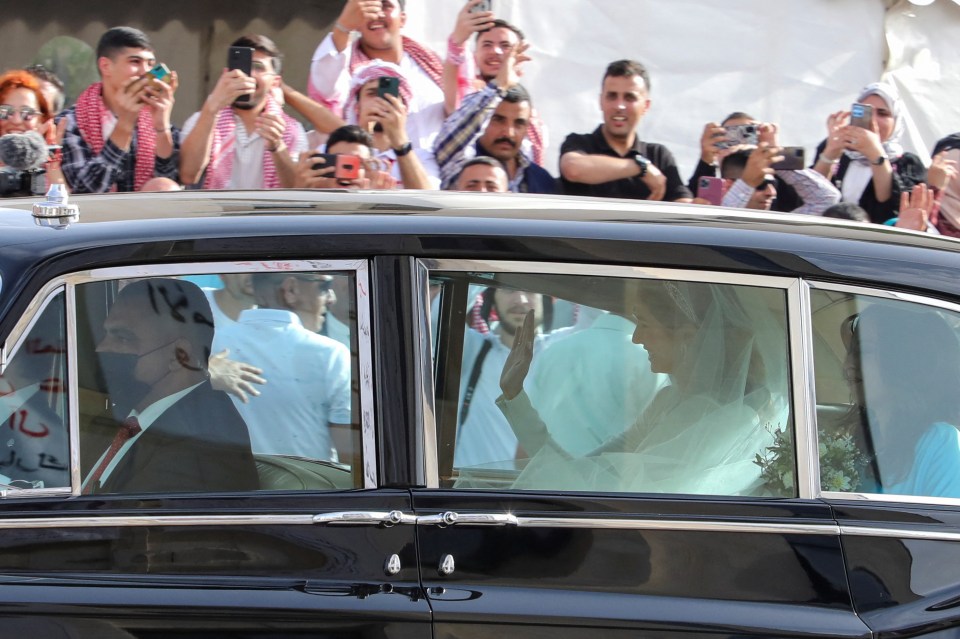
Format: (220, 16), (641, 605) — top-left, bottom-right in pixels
(228, 46), (255, 103)
(147, 62), (172, 85)
(850, 103), (874, 130)
(697, 176), (724, 206)
(377, 76), (400, 100)
(310, 154), (362, 181)
(334, 154), (362, 180)
(771, 146), (805, 171)
(469, 0), (492, 13)
(717, 124), (758, 150)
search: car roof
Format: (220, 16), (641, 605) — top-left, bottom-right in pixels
(1, 190), (959, 319)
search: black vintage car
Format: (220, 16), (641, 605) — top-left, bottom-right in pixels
(1, 189), (960, 638)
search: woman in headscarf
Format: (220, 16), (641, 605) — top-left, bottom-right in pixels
(493, 280), (790, 496)
(811, 82), (926, 224)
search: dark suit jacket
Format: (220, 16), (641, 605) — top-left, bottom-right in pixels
(97, 381), (258, 494)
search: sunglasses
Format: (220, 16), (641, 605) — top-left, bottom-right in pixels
(0, 105), (40, 122)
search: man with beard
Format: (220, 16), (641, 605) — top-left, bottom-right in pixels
(309, 0), (445, 153)
(180, 35), (307, 189)
(441, 8), (546, 165)
(454, 287), (562, 469)
(559, 59), (692, 202)
(83, 279), (258, 495)
(434, 40), (554, 193)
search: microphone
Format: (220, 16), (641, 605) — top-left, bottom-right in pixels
(0, 131), (49, 171)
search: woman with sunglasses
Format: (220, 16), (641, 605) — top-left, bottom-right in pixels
(0, 70), (51, 139)
(0, 69), (66, 193)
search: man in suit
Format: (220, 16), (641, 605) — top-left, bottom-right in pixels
(83, 278), (259, 494)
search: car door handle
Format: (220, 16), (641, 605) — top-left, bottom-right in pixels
(313, 510), (417, 526)
(417, 511), (519, 527)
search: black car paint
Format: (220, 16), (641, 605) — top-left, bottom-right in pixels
(1, 191), (959, 636)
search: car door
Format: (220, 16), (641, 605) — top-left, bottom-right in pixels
(0, 259), (430, 637)
(808, 283), (960, 638)
(412, 260), (869, 639)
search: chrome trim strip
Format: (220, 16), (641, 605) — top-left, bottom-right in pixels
(425, 260), (795, 289)
(790, 280), (819, 500)
(840, 525), (960, 543)
(354, 260), (378, 489)
(0, 514), (321, 529)
(514, 517), (839, 535)
(414, 259), (439, 489)
(822, 490), (960, 507)
(807, 280), (960, 315)
(66, 282), (82, 495)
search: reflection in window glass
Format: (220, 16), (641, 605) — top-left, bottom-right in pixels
(0, 291), (69, 489)
(76, 273), (359, 495)
(811, 290), (960, 498)
(432, 272), (794, 497)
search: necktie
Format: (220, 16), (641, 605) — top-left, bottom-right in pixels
(83, 416), (142, 494)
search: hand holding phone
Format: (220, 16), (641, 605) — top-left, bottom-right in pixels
(770, 146), (805, 171)
(148, 63), (172, 85)
(697, 176), (724, 206)
(377, 76), (400, 100)
(311, 154), (362, 182)
(228, 46), (255, 104)
(850, 103), (874, 130)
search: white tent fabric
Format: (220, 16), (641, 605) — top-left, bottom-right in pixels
(403, 0), (957, 179)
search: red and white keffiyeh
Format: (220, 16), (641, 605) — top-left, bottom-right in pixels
(203, 95), (299, 190)
(342, 60), (414, 124)
(74, 82), (157, 191)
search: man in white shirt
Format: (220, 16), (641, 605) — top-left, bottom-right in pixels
(308, 0), (445, 153)
(213, 273), (353, 464)
(180, 35), (308, 189)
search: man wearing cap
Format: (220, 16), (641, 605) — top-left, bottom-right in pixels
(308, 0), (445, 153)
(720, 144), (839, 214)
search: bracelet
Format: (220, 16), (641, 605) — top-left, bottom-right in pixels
(446, 36), (466, 66)
(154, 126), (171, 133)
(817, 154), (839, 165)
(334, 21), (353, 34)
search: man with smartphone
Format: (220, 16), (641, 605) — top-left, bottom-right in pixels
(434, 40), (554, 194)
(57, 27), (179, 193)
(180, 35), (308, 189)
(559, 60), (691, 202)
(309, 0), (445, 155)
(441, 4), (546, 166)
(720, 144), (839, 214)
(687, 114), (802, 212)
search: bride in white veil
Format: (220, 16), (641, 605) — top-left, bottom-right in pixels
(493, 279), (791, 496)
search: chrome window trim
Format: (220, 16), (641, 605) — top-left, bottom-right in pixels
(2, 260), (378, 496)
(422, 259), (799, 495)
(414, 259), (439, 488)
(1, 510), (957, 543)
(790, 280), (819, 500)
(808, 280), (960, 507)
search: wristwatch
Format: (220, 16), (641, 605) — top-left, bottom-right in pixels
(634, 154), (651, 178)
(393, 142), (413, 157)
(872, 154), (888, 166)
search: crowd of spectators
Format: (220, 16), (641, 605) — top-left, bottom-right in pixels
(1, 0), (958, 235)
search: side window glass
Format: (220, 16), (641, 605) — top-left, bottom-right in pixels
(76, 272), (360, 495)
(811, 290), (960, 498)
(432, 272), (794, 497)
(0, 291), (69, 489)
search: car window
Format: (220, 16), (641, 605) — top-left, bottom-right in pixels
(431, 270), (794, 497)
(811, 289), (960, 499)
(0, 290), (69, 490)
(74, 271), (361, 495)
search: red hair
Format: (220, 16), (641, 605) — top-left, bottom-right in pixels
(0, 70), (51, 121)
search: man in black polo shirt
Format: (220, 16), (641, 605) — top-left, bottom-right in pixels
(559, 59), (692, 202)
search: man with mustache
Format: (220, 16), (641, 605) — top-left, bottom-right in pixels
(434, 39), (555, 193)
(560, 59), (692, 202)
